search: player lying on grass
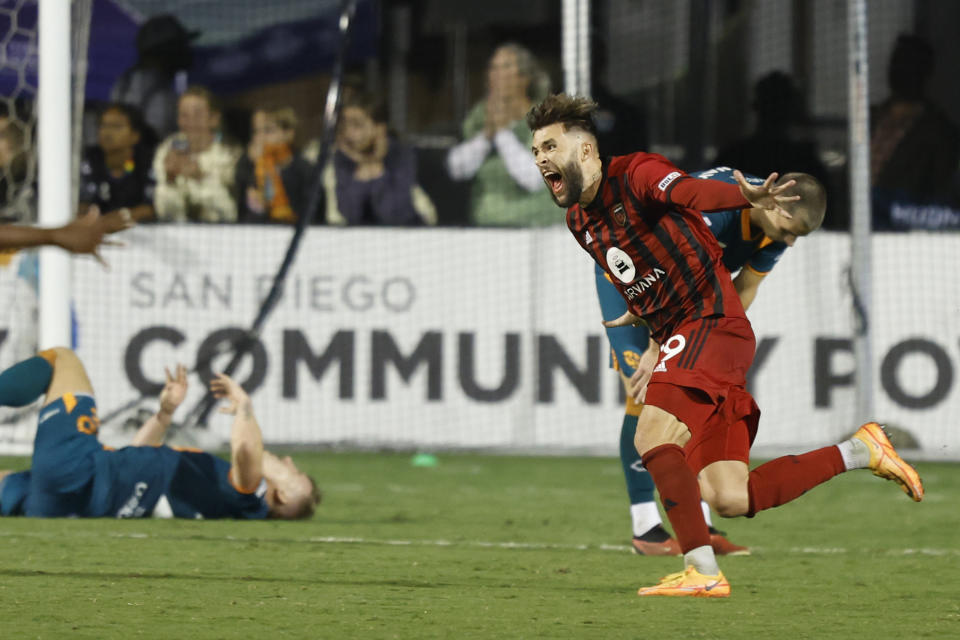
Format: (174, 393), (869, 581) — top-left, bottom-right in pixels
(597, 167), (826, 557)
(0, 348), (319, 519)
(528, 93), (923, 597)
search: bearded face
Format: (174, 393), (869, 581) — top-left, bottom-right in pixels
(532, 123), (593, 209)
(539, 147), (586, 208)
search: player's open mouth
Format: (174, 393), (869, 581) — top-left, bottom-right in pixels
(543, 171), (564, 193)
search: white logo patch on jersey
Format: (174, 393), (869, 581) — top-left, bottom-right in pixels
(657, 171), (682, 192)
(606, 247), (636, 283)
(38, 407), (61, 424)
(585, 230), (593, 244)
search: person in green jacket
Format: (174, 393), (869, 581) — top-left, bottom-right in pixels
(446, 43), (557, 227)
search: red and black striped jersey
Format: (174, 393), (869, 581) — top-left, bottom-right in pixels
(567, 152), (749, 343)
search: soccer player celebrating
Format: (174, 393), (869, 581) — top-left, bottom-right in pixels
(0, 348), (319, 519)
(599, 167), (826, 557)
(527, 94), (923, 597)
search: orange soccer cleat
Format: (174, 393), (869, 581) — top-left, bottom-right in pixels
(631, 524), (681, 556)
(637, 565), (730, 598)
(853, 422), (924, 502)
(709, 527), (750, 556)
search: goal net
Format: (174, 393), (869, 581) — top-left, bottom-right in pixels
(1, 0), (958, 461)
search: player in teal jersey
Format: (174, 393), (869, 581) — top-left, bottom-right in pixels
(597, 167), (826, 555)
(0, 348), (319, 519)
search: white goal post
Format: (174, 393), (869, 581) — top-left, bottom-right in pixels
(37, 0), (74, 349)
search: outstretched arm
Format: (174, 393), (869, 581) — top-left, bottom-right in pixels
(210, 373), (264, 492)
(131, 364), (188, 447)
(633, 155), (798, 215)
(0, 207), (130, 261)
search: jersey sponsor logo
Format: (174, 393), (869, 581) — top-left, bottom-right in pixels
(694, 166), (732, 180)
(657, 171), (682, 191)
(606, 247), (636, 283)
(612, 202), (627, 226)
(38, 407), (61, 424)
(623, 350), (642, 370)
(694, 166), (763, 184)
(623, 267), (666, 299)
(117, 481), (149, 518)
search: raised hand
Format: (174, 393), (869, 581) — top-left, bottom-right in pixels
(164, 148), (186, 181)
(209, 373), (250, 415)
(159, 364), (188, 415)
(100, 207), (136, 234)
(734, 170), (799, 219)
(53, 206), (124, 267)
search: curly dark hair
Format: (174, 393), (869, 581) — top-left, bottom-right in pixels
(525, 93), (598, 138)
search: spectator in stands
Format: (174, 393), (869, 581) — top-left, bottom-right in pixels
(446, 43), (554, 227)
(111, 14), (199, 144)
(235, 107), (314, 223)
(78, 103), (156, 227)
(319, 88), (435, 226)
(714, 71), (832, 222)
(153, 87), (240, 223)
(870, 34), (960, 230)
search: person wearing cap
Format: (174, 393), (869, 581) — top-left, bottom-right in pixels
(111, 14), (201, 142)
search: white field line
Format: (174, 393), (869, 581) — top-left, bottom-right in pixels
(0, 530), (958, 557)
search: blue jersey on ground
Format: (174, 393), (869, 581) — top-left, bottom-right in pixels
(595, 166), (788, 376)
(21, 392), (268, 519)
(0, 469), (30, 515)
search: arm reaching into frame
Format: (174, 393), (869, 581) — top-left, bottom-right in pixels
(0, 206), (132, 266)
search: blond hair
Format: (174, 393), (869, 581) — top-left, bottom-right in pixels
(777, 173), (827, 233)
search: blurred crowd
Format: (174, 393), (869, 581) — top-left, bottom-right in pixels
(0, 13), (958, 233)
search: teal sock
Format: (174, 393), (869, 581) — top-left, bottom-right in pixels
(619, 412), (656, 504)
(0, 356), (53, 407)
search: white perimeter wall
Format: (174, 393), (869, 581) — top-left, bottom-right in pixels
(55, 226), (960, 460)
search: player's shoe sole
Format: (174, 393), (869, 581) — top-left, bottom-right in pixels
(637, 566), (730, 598)
(709, 531), (750, 556)
(853, 422), (924, 502)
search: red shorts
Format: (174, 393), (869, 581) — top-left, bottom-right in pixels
(644, 315), (761, 474)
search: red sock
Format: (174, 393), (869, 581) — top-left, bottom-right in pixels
(641, 443), (711, 553)
(747, 446), (846, 516)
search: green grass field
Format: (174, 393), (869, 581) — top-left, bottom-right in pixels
(0, 451), (957, 639)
